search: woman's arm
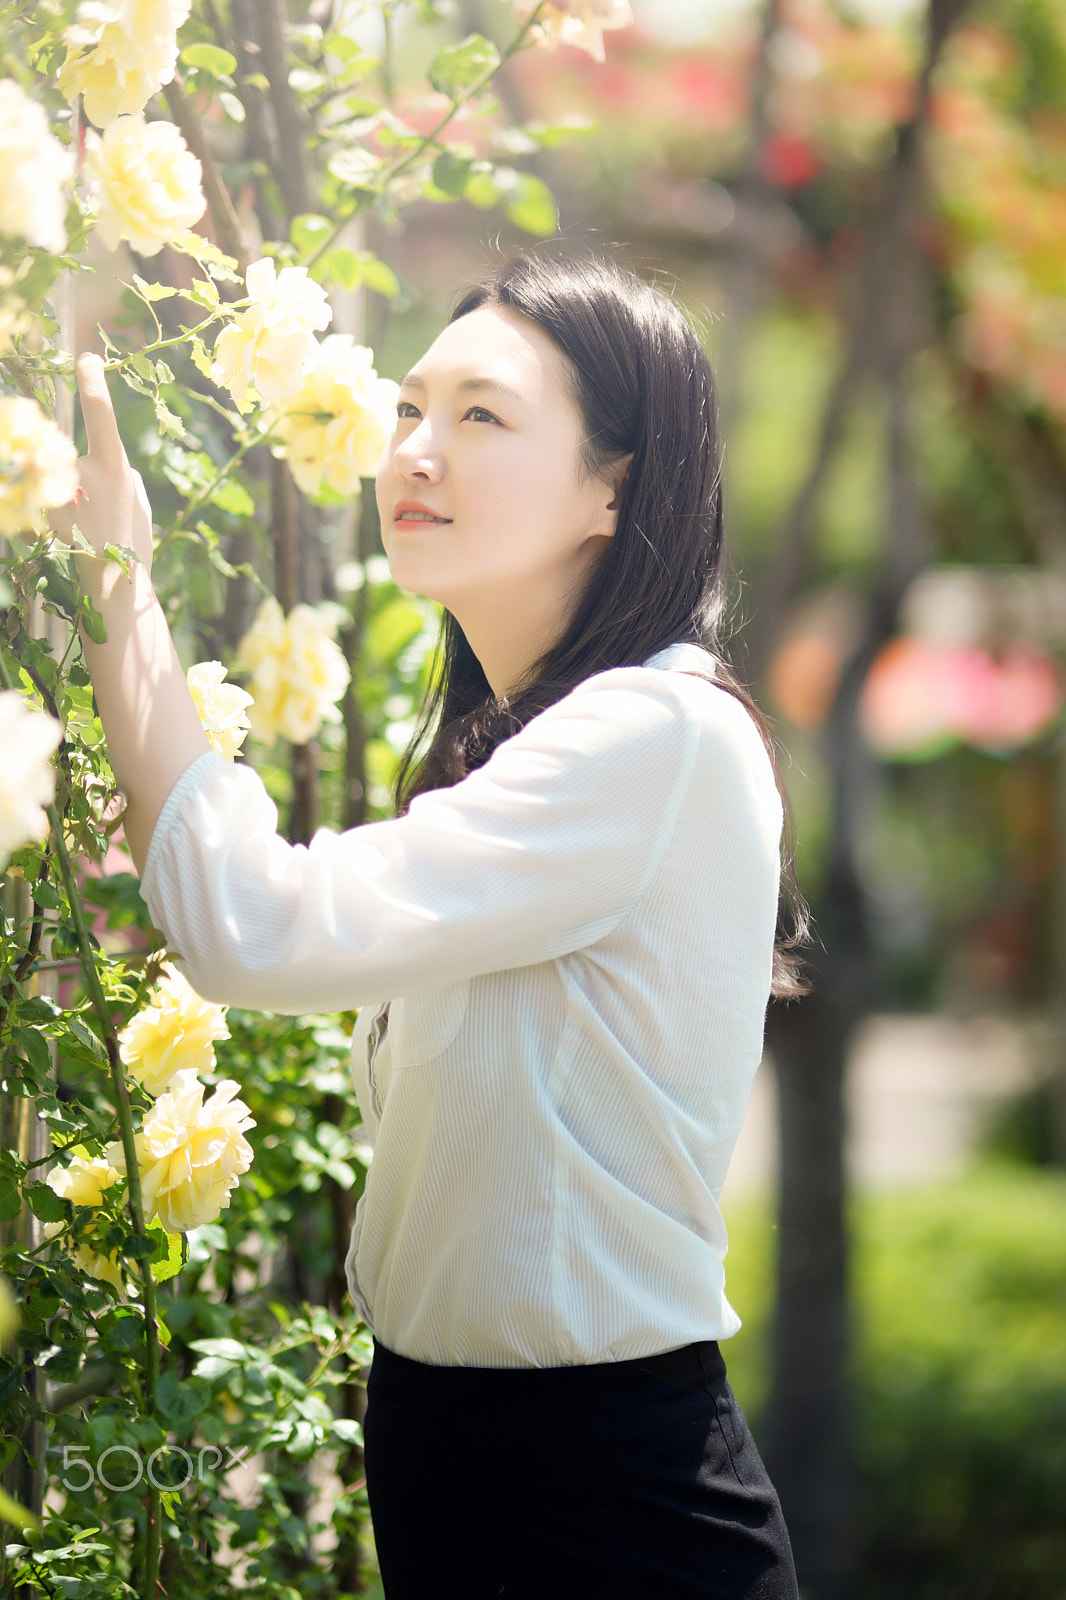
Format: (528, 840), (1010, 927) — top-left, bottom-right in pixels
(52, 355), (210, 870)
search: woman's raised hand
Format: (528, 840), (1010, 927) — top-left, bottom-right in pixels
(52, 353), (154, 572)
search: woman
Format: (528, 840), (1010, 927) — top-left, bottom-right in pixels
(59, 252), (802, 1599)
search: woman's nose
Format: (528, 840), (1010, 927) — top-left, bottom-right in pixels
(393, 420), (443, 483)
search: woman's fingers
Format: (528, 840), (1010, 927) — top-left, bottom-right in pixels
(75, 352), (126, 469)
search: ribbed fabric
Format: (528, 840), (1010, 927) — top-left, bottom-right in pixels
(140, 643), (783, 1369)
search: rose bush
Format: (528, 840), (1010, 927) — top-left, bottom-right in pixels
(59, 0), (193, 127)
(186, 659), (253, 758)
(515, 0), (634, 62)
(0, 691), (62, 868)
(271, 335), (399, 498)
(114, 1068), (255, 1235)
(84, 113), (206, 255)
(118, 963), (230, 1096)
(212, 258), (332, 410)
(0, 396), (78, 536)
(0, 78), (75, 253)
(0, 1), (628, 1590)
(237, 595), (351, 746)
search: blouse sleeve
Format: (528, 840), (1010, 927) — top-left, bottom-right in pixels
(138, 667), (704, 1013)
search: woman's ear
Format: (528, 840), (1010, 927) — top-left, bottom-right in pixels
(603, 453), (633, 526)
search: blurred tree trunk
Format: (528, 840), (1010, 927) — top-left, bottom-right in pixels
(755, 5), (967, 1590)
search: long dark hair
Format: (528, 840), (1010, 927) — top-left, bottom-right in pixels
(393, 250), (809, 997)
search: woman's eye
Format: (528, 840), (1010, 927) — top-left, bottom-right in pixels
(464, 405), (500, 424)
(396, 400), (421, 419)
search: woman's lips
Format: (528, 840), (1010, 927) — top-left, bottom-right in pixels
(393, 501), (451, 524)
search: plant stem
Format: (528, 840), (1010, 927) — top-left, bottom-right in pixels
(303, 2), (548, 271)
(155, 417), (281, 551)
(46, 806), (162, 1598)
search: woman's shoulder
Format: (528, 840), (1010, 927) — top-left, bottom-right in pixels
(561, 648), (781, 812)
(566, 644), (760, 741)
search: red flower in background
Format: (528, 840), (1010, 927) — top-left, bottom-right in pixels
(859, 637), (1064, 759)
(760, 130), (822, 187)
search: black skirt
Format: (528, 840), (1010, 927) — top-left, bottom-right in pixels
(363, 1337), (798, 1600)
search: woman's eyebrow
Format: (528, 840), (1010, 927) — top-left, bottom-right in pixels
(399, 373), (525, 403)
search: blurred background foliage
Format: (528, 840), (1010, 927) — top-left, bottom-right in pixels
(373, 1), (1066, 1593)
(2, 0), (1065, 1595)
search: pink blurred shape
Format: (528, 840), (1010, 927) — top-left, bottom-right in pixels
(860, 636), (1064, 758)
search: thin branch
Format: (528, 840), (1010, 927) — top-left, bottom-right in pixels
(163, 75), (250, 276)
(258, 0), (310, 222)
(744, 0), (976, 680)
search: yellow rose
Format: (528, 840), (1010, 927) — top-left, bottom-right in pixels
(118, 963), (230, 1097)
(0, 395), (79, 538)
(270, 335), (399, 499)
(212, 258), (331, 410)
(84, 114), (205, 256)
(58, 0), (192, 128)
(0, 1275), (17, 1345)
(513, 0), (634, 61)
(236, 596), (351, 747)
(46, 1153), (122, 1208)
(126, 1068), (255, 1235)
(45, 1154), (125, 1294)
(0, 79), (75, 253)
(186, 660), (253, 759)
(0, 690), (63, 871)
(71, 1242), (126, 1293)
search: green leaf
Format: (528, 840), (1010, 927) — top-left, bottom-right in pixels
(219, 90), (245, 123)
(503, 171), (558, 237)
(190, 337), (213, 380)
(331, 1418), (363, 1446)
(102, 542), (136, 571)
(325, 35), (371, 65)
(205, 544), (240, 581)
(154, 400), (186, 441)
(0, 1183), (21, 1223)
(77, 596), (107, 646)
(525, 113), (595, 148)
(101, 1309), (143, 1353)
(327, 147), (381, 188)
(150, 1227), (184, 1285)
(290, 213), (333, 254)
(360, 256), (400, 298)
(427, 33), (499, 99)
(208, 478), (254, 516)
(0, 1485), (38, 1532)
(11, 1028), (51, 1077)
(189, 276), (219, 306)
(155, 1370), (209, 1427)
(366, 597), (425, 665)
(130, 275), (178, 303)
(117, 364), (153, 399)
(433, 150), (473, 197)
(64, 1015), (106, 1063)
(189, 1337), (254, 1363)
(24, 1184), (67, 1224)
(289, 67), (325, 96)
(464, 162), (500, 209)
(180, 43), (237, 77)
(321, 247), (362, 292)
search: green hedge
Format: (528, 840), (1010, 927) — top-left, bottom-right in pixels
(722, 1162), (1066, 1600)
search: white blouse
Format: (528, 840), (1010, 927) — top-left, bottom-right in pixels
(141, 643), (782, 1368)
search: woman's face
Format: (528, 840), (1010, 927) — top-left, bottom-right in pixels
(376, 304), (619, 671)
